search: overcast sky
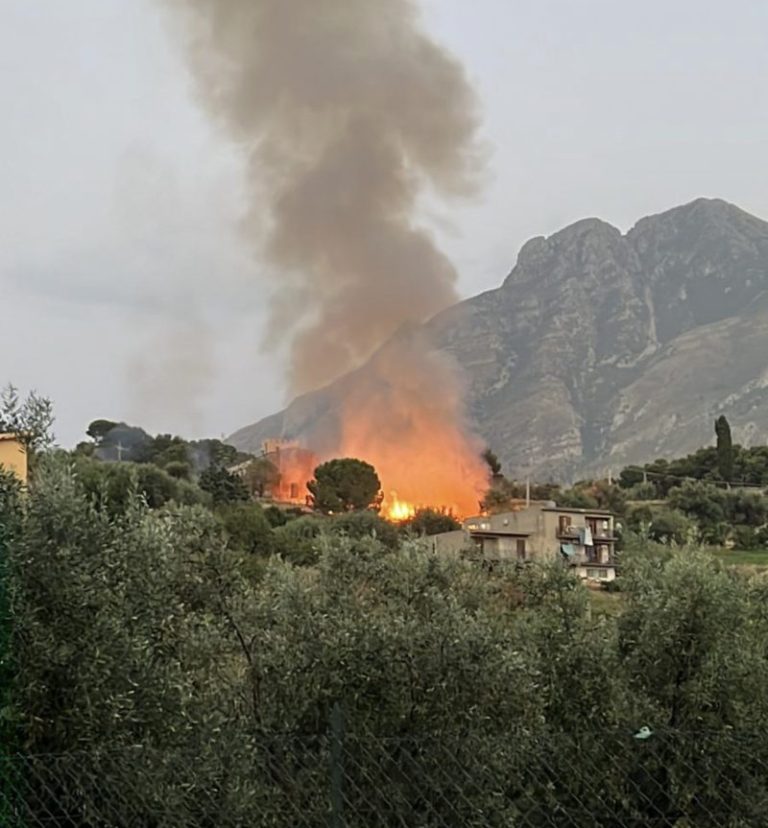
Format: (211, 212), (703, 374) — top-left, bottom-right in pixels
(2, 0), (767, 446)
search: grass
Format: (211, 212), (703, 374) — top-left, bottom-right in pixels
(586, 588), (624, 617)
(711, 548), (768, 569)
(582, 548), (768, 619)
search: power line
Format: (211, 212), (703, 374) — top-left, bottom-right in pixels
(621, 465), (768, 491)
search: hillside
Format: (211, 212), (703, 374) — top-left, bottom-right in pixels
(230, 198), (768, 480)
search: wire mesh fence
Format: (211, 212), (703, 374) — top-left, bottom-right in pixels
(3, 718), (768, 826)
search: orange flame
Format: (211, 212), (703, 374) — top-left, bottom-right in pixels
(384, 492), (416, 523)
(338, 334), (490, 521)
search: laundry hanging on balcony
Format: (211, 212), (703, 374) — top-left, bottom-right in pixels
(579, 527), (594, 547)
(560, 543), (575, 558)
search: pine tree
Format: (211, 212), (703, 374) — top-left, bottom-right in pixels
(715, 415), (734, 483)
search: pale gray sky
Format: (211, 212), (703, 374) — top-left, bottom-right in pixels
(2, 0), (767, 445)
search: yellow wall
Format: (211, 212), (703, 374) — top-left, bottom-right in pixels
(0, 436), (28, 484)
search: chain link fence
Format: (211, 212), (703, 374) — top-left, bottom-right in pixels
(3, 718), (768, 827)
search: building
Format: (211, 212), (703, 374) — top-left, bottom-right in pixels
(232, 439), (318, 505)
(433, 502), (618, 583)
(264, 441), (317, 503)
(0, 433), (28, 484)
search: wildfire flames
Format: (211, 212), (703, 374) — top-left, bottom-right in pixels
(337, 333), (489, 521)
(384, 493), (417, 523)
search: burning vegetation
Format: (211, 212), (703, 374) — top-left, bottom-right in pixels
(163, 0), (488, 513)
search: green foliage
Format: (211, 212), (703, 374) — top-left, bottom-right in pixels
(85, 419), (118, 443)
(217, 502), (274, 556)
(73, 456), (208, 516)
(308, 458), (382, 513)
(620, 444), (768, 494)
(625, 480), (658, 501)
(730, 525), (763, 550)
(555, 487), (599, 509)
(482, 447), (502, 479)
(715, 415), (734, 481)
(272, 515), (324, 566)
(86, 419), (247, 479)
(669, 481), (729, 544)
(628, 506), (694, 546)
(149, 433), (189, 468)
(9, 455), (234, 755)
(11, 455), (768, 823)
(199, 466), (249, 506)
(0, 470), (22, 753)
(73, 440), (95, 458)
(482, 479), (561, 512)
(329, 510), (399, 550)
(264, 505), (289, 528)
(0, 384), (55, 455)
(620, 548), (768, 729)
(164, 460), (193, 480)
(402, 508), (461, 536)
(666, 480), (768, 546)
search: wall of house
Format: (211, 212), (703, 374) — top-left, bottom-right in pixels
(466, 506), (549, 557)
(264, 447), (318, 503)
(541, 511), (615, 559)
(0, 437), (27, 484)
(574, 564), (617, 583)
(439, 506), (618, 579)
(430, 530), (468, 555)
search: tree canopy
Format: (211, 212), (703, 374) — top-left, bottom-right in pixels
(403, 507), (461, 536)
(308, 458), (382, 513)
(9, 460), (768, 823)
(0, 384), (55, 453)
(199, 465), (250, 506)
(85, 419), (118, 444)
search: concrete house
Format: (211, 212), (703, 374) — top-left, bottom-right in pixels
(231, 439), (318, 506)
(0, 433), (28, 484)
(433, 502), (618, 583)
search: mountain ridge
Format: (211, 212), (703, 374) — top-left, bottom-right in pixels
(229, 198), (768, 480)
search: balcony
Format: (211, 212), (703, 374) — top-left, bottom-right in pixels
(571, 548), (617, 567)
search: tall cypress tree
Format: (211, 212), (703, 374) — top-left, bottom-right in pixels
(715, 415), (734, 483)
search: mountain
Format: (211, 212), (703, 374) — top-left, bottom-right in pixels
(229, 198), (768, 481)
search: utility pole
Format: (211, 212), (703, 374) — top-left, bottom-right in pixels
(525, 477), (531, 507)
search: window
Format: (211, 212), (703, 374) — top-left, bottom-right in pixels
(290, 483), (299, 500)
(598, 568), (609, 580)
(587, 568), (598, 579)
(516, 539), (526, 561)
(558, 515), (572, 534)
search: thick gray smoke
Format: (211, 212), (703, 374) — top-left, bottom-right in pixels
(163, 0), (482, 394)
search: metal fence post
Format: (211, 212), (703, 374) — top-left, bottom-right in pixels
(329, 702), (345, 828)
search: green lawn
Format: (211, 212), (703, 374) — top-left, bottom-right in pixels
(711, 549), (768, 569)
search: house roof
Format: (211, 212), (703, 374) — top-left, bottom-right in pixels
(542, 507), (614, 516)
(468, 529), (530, 538)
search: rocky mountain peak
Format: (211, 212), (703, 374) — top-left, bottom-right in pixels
(230, 199), (768, 483)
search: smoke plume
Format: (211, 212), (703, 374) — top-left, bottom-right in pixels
(163, 0), (482, 393)
(162, 0), (491, 512)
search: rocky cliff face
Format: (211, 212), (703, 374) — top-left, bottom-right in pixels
(229, 198), (768, 480)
